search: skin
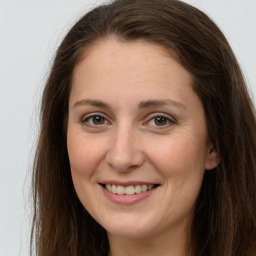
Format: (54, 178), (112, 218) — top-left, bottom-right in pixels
(67, 38), (219, 256)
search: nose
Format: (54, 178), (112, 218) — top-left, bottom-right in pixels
(106, 126), (145, 172)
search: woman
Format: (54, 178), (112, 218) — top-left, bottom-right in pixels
(31, 0), (256, 255)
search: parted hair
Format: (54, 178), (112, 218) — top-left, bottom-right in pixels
(31, 0), (256, 255)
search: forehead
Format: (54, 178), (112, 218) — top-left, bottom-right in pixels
(71, 38), (193, 96)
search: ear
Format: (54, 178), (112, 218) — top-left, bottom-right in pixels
(205, 144), (220, 170)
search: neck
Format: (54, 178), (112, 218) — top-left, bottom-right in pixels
(107, 223), (194, 256)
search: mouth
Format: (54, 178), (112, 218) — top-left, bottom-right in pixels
(100, 183), (160, 195)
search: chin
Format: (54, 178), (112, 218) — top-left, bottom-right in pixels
(99, 216), (160, 239)
(106, 227), (153, 239)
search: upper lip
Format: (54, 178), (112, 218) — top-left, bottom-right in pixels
(99, 180), (160, 186)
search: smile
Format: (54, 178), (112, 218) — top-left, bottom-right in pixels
(104, 184), (156, 195)
(100, 183), (160, 205)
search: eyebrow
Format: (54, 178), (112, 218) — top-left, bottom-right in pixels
(72, 98), (186, 111)
(138, 99), (187, 110)
(72, 99), (111, 109)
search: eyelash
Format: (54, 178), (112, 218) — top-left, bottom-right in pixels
(80, 112), (176, 128)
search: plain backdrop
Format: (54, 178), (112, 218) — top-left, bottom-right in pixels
(0, 0), (255, 255)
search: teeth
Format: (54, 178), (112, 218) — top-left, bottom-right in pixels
(148, 185), (154, 190)
(112, 184), (117, 193)
(135, 185), (141, 194)
(105, 184), (156, 195)
(126, 185), (135, 195)
(142, 185), (147, 192)
(117, 185), (125, 195)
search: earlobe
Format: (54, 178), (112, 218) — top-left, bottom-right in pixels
(205, 145), (220, 170)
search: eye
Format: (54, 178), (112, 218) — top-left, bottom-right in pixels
(146, 114), (175, 128)
(152, 116), (168, 126)
(81, 114), (110, 127)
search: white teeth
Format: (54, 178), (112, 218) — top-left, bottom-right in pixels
(141, 185), (147, 192)
(126, 185), (135, 195)
(105, 184), (156, 195)
(112, 184), (117, 193)
(117, 185), (125, 194)
(135, 185), (141, 194)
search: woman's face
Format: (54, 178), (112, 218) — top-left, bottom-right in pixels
(67, 39), (218, 239)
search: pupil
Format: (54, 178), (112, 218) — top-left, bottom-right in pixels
(155, 116), (166, 126)
(93, 116), (104, 124)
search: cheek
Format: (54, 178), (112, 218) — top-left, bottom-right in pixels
(152, 136), (207, 207)
(67, 130), (105, 177)
(67, 131), (107, 207)
(147, 133), (208, 178)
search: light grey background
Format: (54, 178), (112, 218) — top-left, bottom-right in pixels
(0, 0), (255, 255)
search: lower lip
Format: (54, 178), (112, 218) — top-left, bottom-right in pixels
(101, 185), (158, 205)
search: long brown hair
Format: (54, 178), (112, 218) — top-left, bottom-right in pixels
(31, 0), (256, 255)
